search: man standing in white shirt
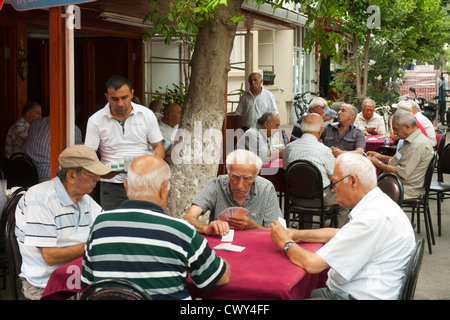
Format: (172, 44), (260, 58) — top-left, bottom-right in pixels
(235, 72), (279, 131)
(85, 75), (164, 210)
(270, 152), (415, 300)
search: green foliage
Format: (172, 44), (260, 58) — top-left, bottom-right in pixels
(153, 82), (187, 107)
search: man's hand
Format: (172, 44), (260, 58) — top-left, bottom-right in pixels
(270, 220), (292, 250)
(227, 216), (263, 230)
(204, 220), (230, 236)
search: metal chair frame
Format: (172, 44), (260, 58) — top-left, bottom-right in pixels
(79, 278), (153, 300)
(398, 238), (425, 300)
(377, 173), (404, 207)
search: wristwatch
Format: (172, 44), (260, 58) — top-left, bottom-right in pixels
(376, 161), (382, 170)
(283, 241), (295, 255)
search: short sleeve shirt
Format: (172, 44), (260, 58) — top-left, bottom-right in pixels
(388, 129), (434, 199)
(235, 88), (278, 128)
(320, 123), (366, 151)
(15, 177), (102, 287)
(354, 112), (386, 135)
(236, 124), (272, 163)
(193, 175), (281, 228)
(85, 102), (163, 183)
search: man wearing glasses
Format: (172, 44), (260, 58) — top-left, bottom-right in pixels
(15, 145), (111, 300)
(270, 152), (416, 300)
(183, 149), (281, 236)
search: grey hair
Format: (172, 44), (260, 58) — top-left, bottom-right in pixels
(361, 98), (375, 108)
(393, 109), (417, 127)
(56, 167), (83, 182)
(308, 97), (328, 111)
(409, 100), (421, 113)
(342, 103), (358, 117)
(226, 149), (263, 175)
(300, 115), (323, 133)
(126, 161), (171, 199)
(335, 153), (377, 188)
(257, 112), (276, 126)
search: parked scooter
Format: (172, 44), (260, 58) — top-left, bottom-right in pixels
(409, 87), (438, 123)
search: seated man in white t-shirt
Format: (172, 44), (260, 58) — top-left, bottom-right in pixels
(15, 145), (110, 300)
(270, 153), (416, 300)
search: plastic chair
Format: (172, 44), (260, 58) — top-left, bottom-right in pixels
(4, 187), (27, 300)
(5, 153), (39, 189)
(377, 173), (404, 206)
(79, 278), (153, 300)
(284, 160), (339, 229)
(398, 238), (424, 300)
(402, 152), (437, 254)
(429, 143), (450, 236)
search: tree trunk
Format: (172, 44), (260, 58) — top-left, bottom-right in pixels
(361, 28), (371, 99)
(165, 0), (244, 217)
(352, 32), (362, 100)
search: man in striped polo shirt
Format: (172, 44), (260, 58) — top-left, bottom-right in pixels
(15, 145), (111, 299)
(81, 155), (230, 300)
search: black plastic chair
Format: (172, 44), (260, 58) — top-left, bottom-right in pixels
(79, 278), (153, 300)
(284, 160), (339, 229)
(4, 187), (27, 300)
(402, 152), (437, 254)
(5, 153), (39, 189)
(429, 144), (450, 237)
(377, 173), (404, 207)
(398, 238), (424, 300)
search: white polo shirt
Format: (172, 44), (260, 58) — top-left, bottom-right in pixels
(85, 102), (163, 183)
(15, 178), (102, 287)
(316, 187), (416, 300)
(235, 88), (278, 128)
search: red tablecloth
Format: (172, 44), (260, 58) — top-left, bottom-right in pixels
(365, 135), (394, 152)
(187, 229), (327, 300)
(41, 230), (327, 300)
(41, 257), (83, 300)
(260, 158), (285, 192)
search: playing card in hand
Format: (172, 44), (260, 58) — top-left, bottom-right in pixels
(218, 207), (249, 221)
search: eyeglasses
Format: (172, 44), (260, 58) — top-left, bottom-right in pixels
(330, 175), (350, 190)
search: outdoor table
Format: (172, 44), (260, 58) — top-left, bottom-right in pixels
(365, 135), (395, 152)
(187, 229), (327, 300)
(41, 229), (327, 300)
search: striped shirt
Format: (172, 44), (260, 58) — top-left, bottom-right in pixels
(25, 116), (83, 178)
(316, 187), (416, 300)
(15, 177), (102, 287)
(81, 200), (227, 300)
(5, 117), (29, 159)
(193, 175), (282, 227)
(282, 133), (335, 187)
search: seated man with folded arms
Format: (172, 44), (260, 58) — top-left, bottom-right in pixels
(236, 111), (284, 163)
(270, 153), (416, 300)
(15, 145), (111, 300)
(82, 155), (229, 300)
(367, 109), (434, 200)
(183, 149), (282, 236)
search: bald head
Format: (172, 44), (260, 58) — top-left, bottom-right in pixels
(162, 103), (181, 127)
(125, 155), (171, 208)
(300, 113), (323, 136)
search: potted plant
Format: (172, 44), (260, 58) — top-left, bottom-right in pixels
(263, 70), (276, 85)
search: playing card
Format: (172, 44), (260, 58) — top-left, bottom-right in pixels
(217, 207), (249, 221)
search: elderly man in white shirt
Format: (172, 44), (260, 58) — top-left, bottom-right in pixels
(236, 111), (284, 163)
(270, 152), (416, 300)
(354, 98), (386, 135)
(409, 100), (437, 147)
(235, 72), (279, 130)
